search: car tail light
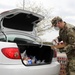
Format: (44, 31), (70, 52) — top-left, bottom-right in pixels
(53, 50), (57, 58)
(1, 47), (21, 59)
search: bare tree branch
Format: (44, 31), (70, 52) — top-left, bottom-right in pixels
(17, 0), (54, 36)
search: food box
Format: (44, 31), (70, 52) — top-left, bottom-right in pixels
(57, 52), (68, 75)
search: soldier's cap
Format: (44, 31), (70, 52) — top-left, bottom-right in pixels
(51, 16), (62, 27)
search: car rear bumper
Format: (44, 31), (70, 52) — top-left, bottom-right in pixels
(0, 62), (60, 75)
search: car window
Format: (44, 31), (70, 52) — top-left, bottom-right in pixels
(0, 34), (39, 44)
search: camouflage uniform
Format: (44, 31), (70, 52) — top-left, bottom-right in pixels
(58, 22), (75, 75)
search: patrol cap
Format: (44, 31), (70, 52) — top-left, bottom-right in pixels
(51, 16), (62, 27)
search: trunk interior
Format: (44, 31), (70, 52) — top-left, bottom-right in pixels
(18, 43), (54, 65)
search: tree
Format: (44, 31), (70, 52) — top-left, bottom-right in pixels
(17, 0), (54, 36)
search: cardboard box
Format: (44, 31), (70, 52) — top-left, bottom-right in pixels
(57, 52), (68, 75)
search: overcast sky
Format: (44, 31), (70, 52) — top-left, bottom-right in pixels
(0, 0), (75, 25)
(0, 0), (75, 42)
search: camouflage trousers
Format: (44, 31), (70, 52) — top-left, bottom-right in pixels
(66, 58), (75, 75)
(69, 71), (75, 75)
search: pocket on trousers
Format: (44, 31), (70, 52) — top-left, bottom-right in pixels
(72, 60), (75, 70)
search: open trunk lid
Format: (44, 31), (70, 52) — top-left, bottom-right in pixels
(0, 9), (44, 31)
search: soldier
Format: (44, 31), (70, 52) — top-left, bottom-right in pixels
(51, 16), (75, 75)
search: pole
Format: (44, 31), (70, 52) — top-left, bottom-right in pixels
(23, 0), (25, 10)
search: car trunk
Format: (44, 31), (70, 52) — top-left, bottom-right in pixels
(0, 9), (54, 65)
(18, 43), (54, 65)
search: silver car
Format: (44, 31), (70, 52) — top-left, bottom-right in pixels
(0, 9), (60, 75)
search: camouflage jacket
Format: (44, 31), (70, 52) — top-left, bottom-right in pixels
(58, 22), (75, 55)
